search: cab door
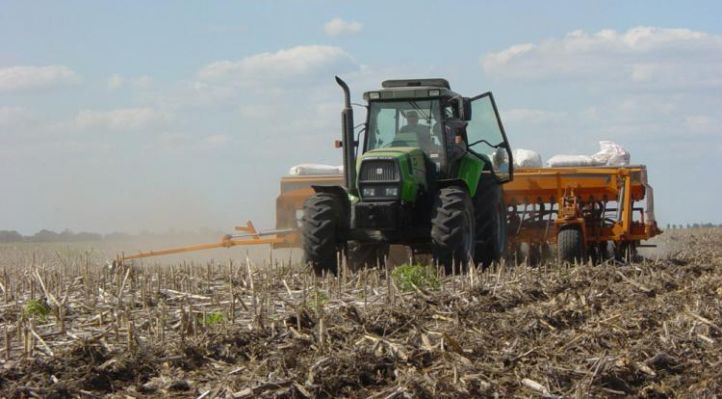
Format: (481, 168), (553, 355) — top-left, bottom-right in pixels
(465, 92), (513, 182)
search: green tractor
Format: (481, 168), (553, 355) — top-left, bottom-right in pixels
(302, 77), (513, 274)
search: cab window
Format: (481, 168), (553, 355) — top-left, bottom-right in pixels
(366, 100), (443, 158)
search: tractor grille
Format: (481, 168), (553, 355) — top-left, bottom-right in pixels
(359, 160), (399, 182)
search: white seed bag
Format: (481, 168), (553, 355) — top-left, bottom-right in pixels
(289, 164), (343, 176)
(513, 149), (543, 168)
(591, 140), (630, 166)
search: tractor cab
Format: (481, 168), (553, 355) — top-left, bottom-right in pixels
(362, 79), (513, 183)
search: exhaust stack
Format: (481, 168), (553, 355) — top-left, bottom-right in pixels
(335, 76), (357, 193)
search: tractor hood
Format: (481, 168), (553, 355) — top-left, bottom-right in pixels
(361, 146), (419, 158)
(356, 147), (428, 203)
(357, 147), (425, 169)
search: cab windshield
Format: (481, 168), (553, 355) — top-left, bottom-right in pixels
(366, 100), (444, 158)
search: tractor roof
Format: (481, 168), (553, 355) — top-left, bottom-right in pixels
(382, 79), (450, 89)
(363, 78), (460, 101)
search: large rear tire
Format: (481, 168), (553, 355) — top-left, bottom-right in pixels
(302, 193), (344, 275)
(558, 227), (585, 263)
(431, 186), (475, 274)
(473, 183), (506, 267)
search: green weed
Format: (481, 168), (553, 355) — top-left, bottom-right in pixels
(202, 311), (225, 326)
(308, 289), (329, 313)
(392, 264), (440, 292)
(24, 298), (50, 321)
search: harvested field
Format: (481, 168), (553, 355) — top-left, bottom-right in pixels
(0, 228), (721, 398)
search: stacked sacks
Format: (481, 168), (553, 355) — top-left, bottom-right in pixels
(513, 149), (543, 168)
(546, 141), (630, 167)
(289, 164), (343, 176)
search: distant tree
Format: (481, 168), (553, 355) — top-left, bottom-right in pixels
(74, 232), (103, 241)
(59, 229), (75, 241)
(31, 229), (60, 242)
(0, 230), (24, 242)
(104, 232), (131, 241)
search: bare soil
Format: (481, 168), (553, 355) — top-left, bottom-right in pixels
(0, 228), (721, 398)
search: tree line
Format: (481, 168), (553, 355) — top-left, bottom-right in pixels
(666, 223), (722, 230)
(0, 228), (224, 243)
(0, 229), (114, 242)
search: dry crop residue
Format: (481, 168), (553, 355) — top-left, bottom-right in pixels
(0, 229), (721, 398)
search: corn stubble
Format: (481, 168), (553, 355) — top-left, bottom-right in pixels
(0, 229), (720, 398)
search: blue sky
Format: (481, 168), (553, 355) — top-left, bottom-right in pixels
(1, 1), (721, 234)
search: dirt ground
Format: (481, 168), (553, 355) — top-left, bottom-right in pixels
(0, 228), (721, 398)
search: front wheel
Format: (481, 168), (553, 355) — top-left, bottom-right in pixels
(302, 193), (344, 275)
(557, 227), (585, 263)
(431, 186), (475, 274)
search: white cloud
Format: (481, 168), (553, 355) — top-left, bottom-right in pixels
(0, 65), (80, 92)
(685, 115), (719, 135)
(481, 26), (722, 88)
(107, 74), (153, 90)
(75, 107), (167, 131)
(0, 106), (33, 128)
(323, 18), (363, 37)
(163, 45), (358, 111)
(479, 25), (722, 169)
(484, 43), (535, 67)
(197, 45), (355, 85)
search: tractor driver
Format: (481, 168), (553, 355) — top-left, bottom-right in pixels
(394, 110), (433, 152)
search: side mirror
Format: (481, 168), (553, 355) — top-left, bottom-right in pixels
(451, 96), (473, 121)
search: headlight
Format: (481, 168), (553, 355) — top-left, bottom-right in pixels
(361, 185), (399, 199)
